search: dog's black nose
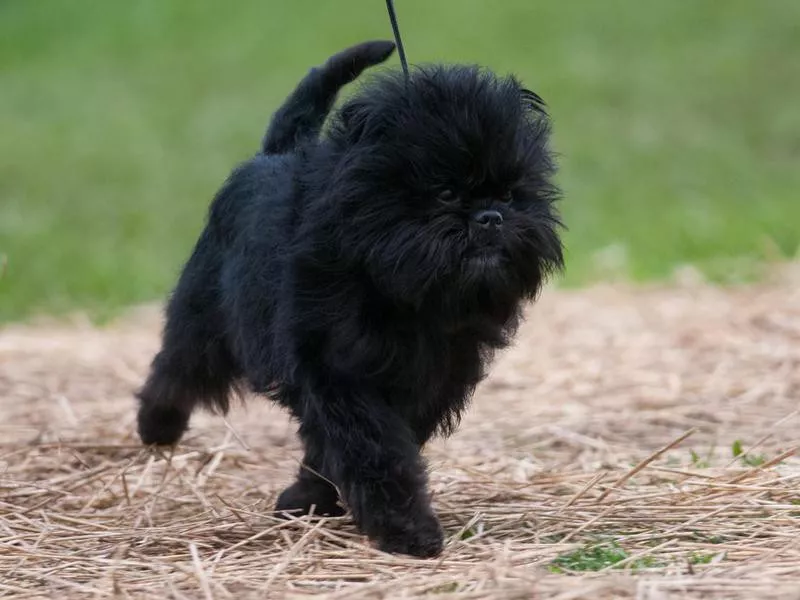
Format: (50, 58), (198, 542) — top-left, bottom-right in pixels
(473, 209), (503, 229)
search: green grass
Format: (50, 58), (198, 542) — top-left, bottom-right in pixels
(549, 540), (661, 573)
(689, 448), (713, 469)
(688, 552), (718, 566)
(550, 544), (720, 573)
(2, 0), (799, 322)
(731, 440), (767, 467)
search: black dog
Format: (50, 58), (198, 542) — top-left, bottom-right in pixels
(137, 40), (563, 557)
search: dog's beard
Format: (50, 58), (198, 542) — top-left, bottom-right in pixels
(353, 209), (559, 320)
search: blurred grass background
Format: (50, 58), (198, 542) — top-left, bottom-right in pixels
(1, 0), (799, 322)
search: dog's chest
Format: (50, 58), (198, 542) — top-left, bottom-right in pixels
(382, 326), (486, 396)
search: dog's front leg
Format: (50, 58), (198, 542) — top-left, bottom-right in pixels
(295, 384), (444, 558)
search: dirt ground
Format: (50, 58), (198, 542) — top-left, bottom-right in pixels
(1, 273), (799, 599)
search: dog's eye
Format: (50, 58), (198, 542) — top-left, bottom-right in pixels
(437, 189), (459, 206)
(499, 191), (514, 204)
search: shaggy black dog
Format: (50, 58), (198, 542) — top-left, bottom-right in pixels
(137, 40), (563, 557)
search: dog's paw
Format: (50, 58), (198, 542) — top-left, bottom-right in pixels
(374, 510), (444, 558)
(137, 405), (189, 446)
(275, 478), (345, 518)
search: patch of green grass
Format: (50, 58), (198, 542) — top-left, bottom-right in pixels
(552, 542), (627, 572)
(731, 440), (767, 467)
(550, 541), (660, 573)
(790, 499), (800, 517)
(689, 449), (711, 469)
(743, 455), (766, 467)
(2, 0), (800, 322)
(688, 552), (717, 565)
(731, 440), (744, 458)
(430, 583), (459, 594)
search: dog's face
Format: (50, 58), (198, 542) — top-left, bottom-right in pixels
(324, 66), (563, 316)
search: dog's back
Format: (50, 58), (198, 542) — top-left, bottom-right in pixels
(136, 41), (396, 446)
(208, 39), (398, 252)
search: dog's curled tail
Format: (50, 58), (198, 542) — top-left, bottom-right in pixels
(261, 40), (396, 155)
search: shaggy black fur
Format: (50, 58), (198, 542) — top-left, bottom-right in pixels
(137, 40), (563, 557)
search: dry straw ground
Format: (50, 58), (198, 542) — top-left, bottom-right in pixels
(2, 271), (799, 599)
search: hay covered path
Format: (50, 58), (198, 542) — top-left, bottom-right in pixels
(1, 276), (799, 599)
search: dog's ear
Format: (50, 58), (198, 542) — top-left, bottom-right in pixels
(520, 87), (548, 117)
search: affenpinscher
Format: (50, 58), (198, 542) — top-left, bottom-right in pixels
(137, 40), (563, 557)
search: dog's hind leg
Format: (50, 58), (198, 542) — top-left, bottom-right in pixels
(137, 233), (237, 446)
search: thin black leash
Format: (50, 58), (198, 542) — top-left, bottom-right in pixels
(385, 0), (410, 80)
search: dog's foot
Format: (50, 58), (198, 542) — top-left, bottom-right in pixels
(373, 509), (444, 558)
(276, 477), (345, 518)
(137, 405), (189, 446)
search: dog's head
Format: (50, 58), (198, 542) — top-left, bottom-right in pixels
(321, 65), (563, 319)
